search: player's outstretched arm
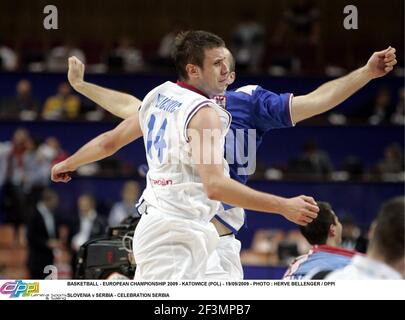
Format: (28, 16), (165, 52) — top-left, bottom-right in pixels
(188, 107), (319, 226)
(68, 56), (140, 119)
(51, 114), (142, 183)
(292, 47), (397, 123)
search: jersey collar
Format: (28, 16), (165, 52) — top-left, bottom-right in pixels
(313, 244), (358, 257)
(176, 80), (209, 98)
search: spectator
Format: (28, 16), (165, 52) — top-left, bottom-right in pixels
(376, 143), (404, 181)
(157, 21), (184, 61)
(368, 87), (392, 125)
(36, 137), (68, 168)
(21, 137), (50, 209)
(1, 128), (31, 245)
(0, 141), (12, 187)
(0, 37), (18, 71)
(42, 82), (81, 120)
(353, 86), (395, 124)
(23, 137), (69, 219)
(151, 20), (186, 70)
(47, 41), (86, 72)
(391, 87), (405, 125)
(271, 0), (321, 74)
(108, 181), (140, 228)
(71, 194), (106, 252)
(288, 139), (333, 179)
(26, 188), (61, 279)
(368, 86), (394, 125)
(107, 36), (144, 72)
(0, 79), (39, 120)
(277, 0), (320, 44)
(339, 214), (368, 253)
(230, 12), (266, 74)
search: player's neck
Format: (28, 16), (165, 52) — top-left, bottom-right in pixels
(176, 80), (209, 98)
(326, 237), (338, 247)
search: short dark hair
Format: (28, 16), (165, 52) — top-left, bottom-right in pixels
(300, 202), (336, 245)
(172, 30), (225, 80)
(372, 196), (404, 263)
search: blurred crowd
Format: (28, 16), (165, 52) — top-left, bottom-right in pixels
(0, 172), (140, 279)
(0, 80), (116, 122)
(1, 1), (403, 77)
(0, 78), (403, 126)
(258, 139), (404, 183)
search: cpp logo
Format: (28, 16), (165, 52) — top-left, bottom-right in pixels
(0, 280), (40, 298)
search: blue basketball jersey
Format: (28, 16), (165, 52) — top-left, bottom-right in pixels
(214, 85), (293, 233)
(283, 245), (356, 280)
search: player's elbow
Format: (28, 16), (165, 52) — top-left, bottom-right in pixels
(99, 133), (117, 155)
(121, 103), (139, 119)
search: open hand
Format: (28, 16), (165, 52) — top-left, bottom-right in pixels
(67, 56), (85, 88)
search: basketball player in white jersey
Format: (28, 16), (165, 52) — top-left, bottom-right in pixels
(52, 30), (319, 279)
(62, 39), (397, 279)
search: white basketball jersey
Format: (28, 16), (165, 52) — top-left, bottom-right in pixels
(138, 81), (231, 222)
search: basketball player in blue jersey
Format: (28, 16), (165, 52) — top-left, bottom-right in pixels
(283, 202), (356, 280)
(52, 31), (319, 280)
(61, 43), (397, 279)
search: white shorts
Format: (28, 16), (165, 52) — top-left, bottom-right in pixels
(132, 208), (219, 280)
(205, 234), (244, 280)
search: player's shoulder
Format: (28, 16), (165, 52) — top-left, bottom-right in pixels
(293, 253), (311, 265)
(145, 81), (183, 97)
(232, 85), (262, 96)
(153, 81), (178, 95)
(143, 81), (172, 102)
(227, 85), (272, 103)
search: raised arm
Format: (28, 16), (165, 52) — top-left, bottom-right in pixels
(68, 56), (140, 119)
(291, 47), (397, 124)
(188, 107), (319, 226)
(51, 113), (142, 183)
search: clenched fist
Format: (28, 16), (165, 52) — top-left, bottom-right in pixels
(51, 160), (76, 183)
(366, 47), (397, 79)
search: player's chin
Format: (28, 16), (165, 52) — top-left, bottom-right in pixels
(215, 81), (227, 93)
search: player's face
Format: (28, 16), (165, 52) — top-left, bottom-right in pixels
(333, 214), (343, 244)
(197, 47), (230, 97)
(224, 48), (236, 87)
(226, 71), (236, 86)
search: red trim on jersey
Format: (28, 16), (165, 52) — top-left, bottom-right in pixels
(312, 245), (357, 258)
(176, 80), (209, 98)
